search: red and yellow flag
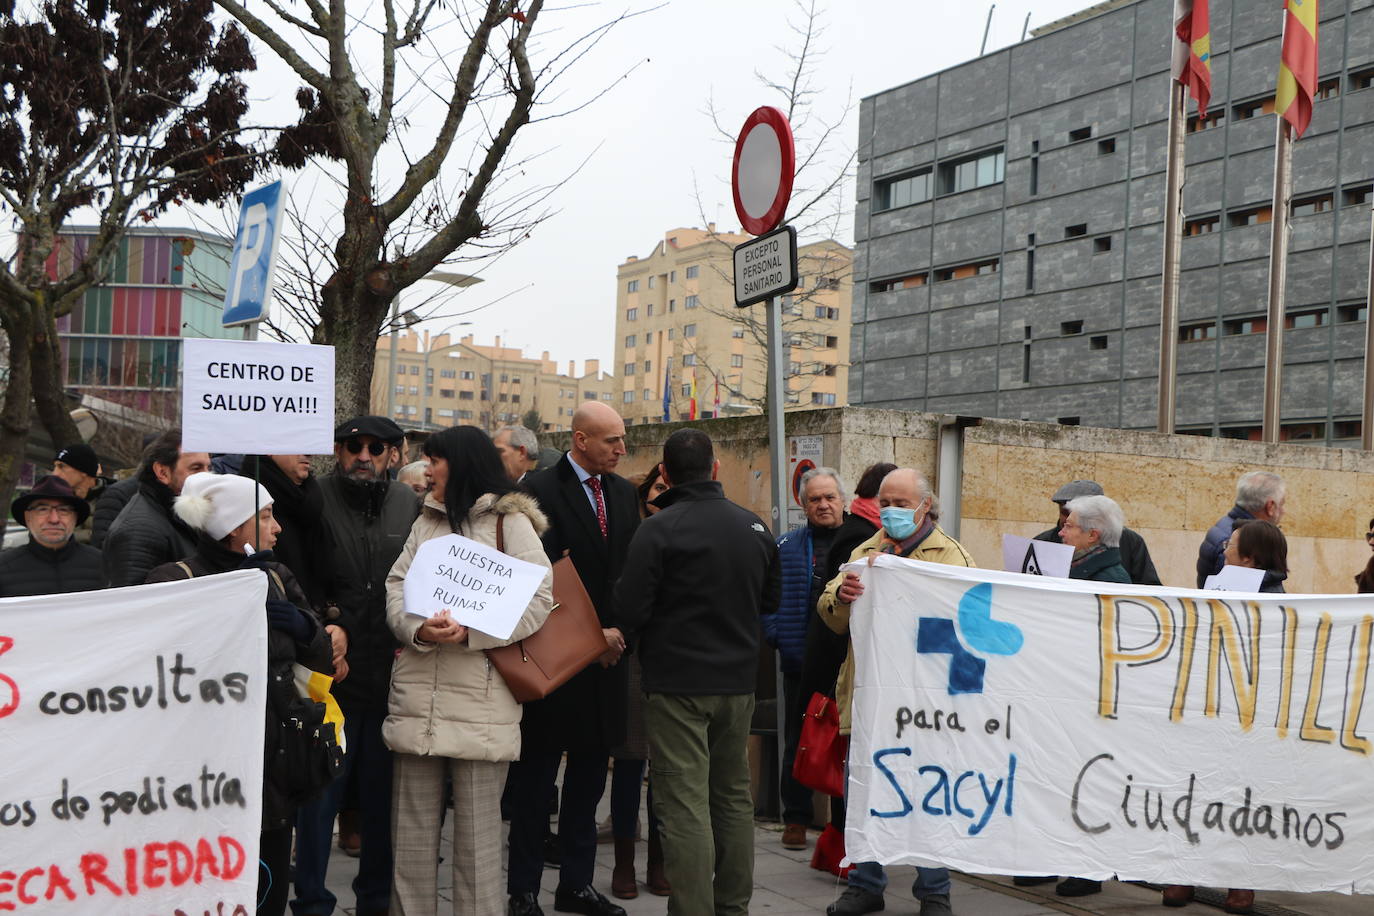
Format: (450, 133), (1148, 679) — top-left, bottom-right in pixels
(1172, 0), (1212, 116)
(688, 373), (697, 420)
(1276, 0), (1320, 137)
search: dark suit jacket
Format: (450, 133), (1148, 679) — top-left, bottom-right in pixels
(521, 453), (640, 753)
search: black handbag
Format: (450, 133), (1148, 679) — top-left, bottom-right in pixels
(265, 665), (343, 806)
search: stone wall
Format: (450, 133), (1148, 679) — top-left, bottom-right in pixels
(546, 406), (1374, 594)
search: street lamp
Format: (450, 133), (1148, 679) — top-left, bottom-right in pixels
(383, 271), (484, 421)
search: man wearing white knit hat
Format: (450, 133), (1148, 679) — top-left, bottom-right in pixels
(146, 471), (333, 916)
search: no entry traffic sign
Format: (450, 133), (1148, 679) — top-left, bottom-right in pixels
(731, 106), (795, 237)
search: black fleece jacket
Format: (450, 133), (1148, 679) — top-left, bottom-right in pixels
(615, 479), (781, 695)
(0, 538), (104, 598)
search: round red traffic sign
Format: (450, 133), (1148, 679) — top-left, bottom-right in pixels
(731, 106), (795, 237)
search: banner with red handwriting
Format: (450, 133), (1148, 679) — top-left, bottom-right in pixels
(0, 571), (267, 913)
(844, 556), (1374, 894)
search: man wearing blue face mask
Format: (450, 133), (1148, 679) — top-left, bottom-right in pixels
(816, 467), (974, 916)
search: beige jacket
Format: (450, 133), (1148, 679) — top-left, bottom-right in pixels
(818, 525), (976, 734)
(383, 491), (554, 761)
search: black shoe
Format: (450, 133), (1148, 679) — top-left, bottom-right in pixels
(508, 892), (544, 916)
(826, 886), (885, 915)
(1055, 877), (1102, 897)
(543, 832), (562, 868)
(553, 884), (626, 916)
(1012, 875), (1057, 886)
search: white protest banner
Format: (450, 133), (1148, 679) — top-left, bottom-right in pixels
(845, 555), (1374, 894)
(182, 338), (335, 454)
(0, 571), (267, 914)
(1000, 534), (1072, 578)
(402, 533), (548, 640)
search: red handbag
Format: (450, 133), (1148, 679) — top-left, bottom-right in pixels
(810, 823), (852, 878)
(792, 692), (848, 798)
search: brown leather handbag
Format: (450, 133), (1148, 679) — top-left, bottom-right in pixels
(484, 517), (607, 703)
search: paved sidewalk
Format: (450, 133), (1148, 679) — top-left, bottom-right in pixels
(314, 817), (1370, 915)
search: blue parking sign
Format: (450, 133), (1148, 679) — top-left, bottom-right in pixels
(222, 180), (285, 327)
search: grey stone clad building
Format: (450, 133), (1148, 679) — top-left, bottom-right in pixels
(850, 0), (1374, 445)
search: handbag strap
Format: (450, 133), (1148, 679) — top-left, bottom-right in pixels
(496, 514), (505, 553)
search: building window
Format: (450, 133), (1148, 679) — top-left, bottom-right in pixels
(1180, 321), (1216, 341)
(1233, 97), (1275, 120)
(459, 390), (474, 400)
(824, 335), (839, 348)
(669, 270), (676, 283)
(1343, 184), (1373, 207)
(685, 265), (699, 278)
(499, 373), (508, 383)
(625, 334), (636, 348)
(1224, 317), (1266, 335)
(681, 384), (691, 398)
(1029, 139), (1039, 195)
(732, 328), (745, 338)
(626, 307), (638, 321)
(643, 360), (651, 373)
(1185, 215), (1220, 235)
(685, 295), (699, 309)
(875, 168), (932, 211)
(1090, 335), (1108, 350)
(938, 148), (1004, 195)
(624, 362), (636, 375)
(395, 384), (405, 394)
(1093, 236), (1112, 253)
(439, 368), (456, 378)
(440, 389), (455, 399)
(1061, 320), (1083, 336)
(583, 391), (597, 400)
(645, 331), (653, 343)
(1286, 309), (1327, 329)
(1292, 193), (1333, 216)
(642, 388), (651, 401)
(1058, 416), (1081, 426)
(1064, 223), (1088, 239)
(684, 323), (696, 337)
(623, 391), (634, 403)
(627, 279), (639, 292)
(457, 410), (473, 420)
(816, 276), (840, 290)
(730, 354), (743, 368)
(459, 370), (473, 380)
(602, 392), (613, 401)
(648, 276), (656, 289)
(397, 365), (407, 376)
(1068, 126), (1093, 142)
(668, 328), (675, 340)
(933, 258), (999, 282)
(1315, 77), (1340, 101)
(1188, 110), (1224, 132)
(814, 306), (840, 320)
(1349, 65), (1374, 92)
(869, 272), (928, 293)
(668, 299), (675, 312)
(647, 304), (654, 317)
(1334, 420), (1363, 439)
(1097, 137), (1116, 155)
(1337, 304), (1368, 323)
(811, 392), (837, 406)
(1228, 205), (1272, 228)
(498, 393), (508, 402)
(409, 365), (420, 375)
(408, 385), (418, 395)
(683, 353), (696, 366)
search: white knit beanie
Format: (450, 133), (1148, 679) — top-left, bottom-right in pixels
(174, 472), (274, 541)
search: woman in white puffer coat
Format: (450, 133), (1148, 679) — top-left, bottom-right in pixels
(384, 425), (553, 916)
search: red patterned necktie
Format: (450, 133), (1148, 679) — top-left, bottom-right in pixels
(586, 476), (608, 539)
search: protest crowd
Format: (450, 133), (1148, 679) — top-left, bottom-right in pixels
(4, 401), (1370, 916)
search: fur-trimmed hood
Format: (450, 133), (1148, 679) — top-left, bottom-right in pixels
(421, 489), (549, 537)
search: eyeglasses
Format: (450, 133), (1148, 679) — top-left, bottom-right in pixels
(26, 503), (76, 518)
(344, 438), (386, 457)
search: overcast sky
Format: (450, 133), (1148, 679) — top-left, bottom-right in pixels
(223, 0), (1099, 371)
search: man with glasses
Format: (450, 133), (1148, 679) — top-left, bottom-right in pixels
(1, 476), (102, 597)
(292, 416), (419, 916)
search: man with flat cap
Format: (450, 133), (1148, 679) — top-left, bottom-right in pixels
(1034, 480), (1161, 586)
(51, 443), (103, 499)
(0, 476), (103, 597)
(291, 415), (419, 916)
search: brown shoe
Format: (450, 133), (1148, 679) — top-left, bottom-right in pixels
(646, 827), (670, 896)
(1161, 885), (1194, 907)
(781, 824), (808, 850)
(611, 837), (637, 900)
(1223, 889), (1255, 914)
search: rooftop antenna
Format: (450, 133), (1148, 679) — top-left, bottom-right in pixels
(980, 4), (996, 55)
(1021, 11), (1031, 41)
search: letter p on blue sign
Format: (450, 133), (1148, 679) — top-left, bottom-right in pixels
(222, 180), (285, 328)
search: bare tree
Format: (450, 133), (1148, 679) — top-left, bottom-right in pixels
(0, 0), (263, 534)
(213, 0), (639, 418)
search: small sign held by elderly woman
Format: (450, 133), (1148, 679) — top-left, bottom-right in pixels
(401, 532), (546, 640)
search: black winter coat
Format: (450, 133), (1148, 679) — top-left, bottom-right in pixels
(521, 455), (639, 752)
(146, 536), (332, 829)
(0, 538), (104, 597)
(317, 474), (419, 712)
(799, 512), (877, 702)
(89, 476), (139, 550)
(102, 480), (197, 587)
(616, 480), (781, 695)
(239, 457), (334, 612)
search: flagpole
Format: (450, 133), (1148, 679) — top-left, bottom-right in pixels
(1157, 80), (1188, 434)
(1262, 118), (1293, 443)
(1362, 199), (1374, 450)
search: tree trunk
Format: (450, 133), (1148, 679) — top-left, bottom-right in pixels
(0, 312), (35, 542)
(30, 303), (80, 448)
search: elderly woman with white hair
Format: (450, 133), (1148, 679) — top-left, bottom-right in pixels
(145, 472), (333, 916)
(1059, 494), (1131, 584)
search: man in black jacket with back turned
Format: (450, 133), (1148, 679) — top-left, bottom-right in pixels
(615, 428), (781, 916)
(509, 401), (639, 916)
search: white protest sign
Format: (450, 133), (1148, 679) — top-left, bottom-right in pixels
(1000, 534), (1073, 579)
(845, 555), (1374, 894)
(0, 571), (267, 914)
(182, 338), (335, 454)
(402, 533), (547, 640)
(1204, 565), (1266, 592)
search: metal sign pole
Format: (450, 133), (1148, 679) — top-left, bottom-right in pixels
(765, 293), (789, 819)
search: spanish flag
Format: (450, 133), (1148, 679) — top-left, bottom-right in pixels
(1276, 0), (1319, 138)
(1171, 0), (1212, 116)
(688, 372), (697, 420)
